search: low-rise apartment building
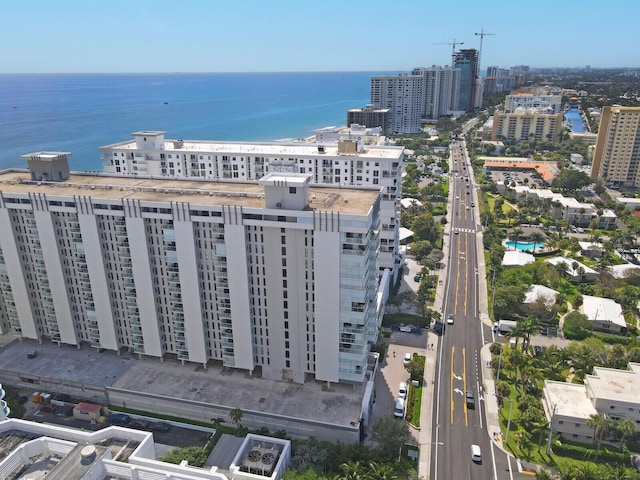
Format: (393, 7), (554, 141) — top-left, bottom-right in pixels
(497, 183), (617, 229)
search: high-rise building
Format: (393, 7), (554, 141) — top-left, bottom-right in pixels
(453, 49), (480, 112)
(370, 73), (424, 133)
(0, 153), (384, 385)
(591, 106), (640, 187)
(347, 105), (390, 133)
(100, 132), (404, 282)
(411, 66), (460, 121)
(491, 108), (564, 144)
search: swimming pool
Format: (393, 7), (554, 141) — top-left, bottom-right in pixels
(505, 241), (545, 252)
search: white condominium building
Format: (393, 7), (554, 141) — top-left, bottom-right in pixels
(370, 74), (425, 133)
(504, 93), (563, 114)
(0, 153), (383, 385)
(100, 132), (404, 282)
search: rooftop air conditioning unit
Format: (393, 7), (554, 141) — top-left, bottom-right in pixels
(276, 202), (282, 208)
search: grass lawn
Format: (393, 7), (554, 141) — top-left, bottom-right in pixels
(407, 384), (423, 428)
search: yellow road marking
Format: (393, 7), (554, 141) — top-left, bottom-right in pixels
(450, 346), (455, 424)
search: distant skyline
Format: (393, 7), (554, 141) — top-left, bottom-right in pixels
(2, 0), (639, 74)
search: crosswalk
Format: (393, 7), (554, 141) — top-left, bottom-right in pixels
(453, 228), (476, 234)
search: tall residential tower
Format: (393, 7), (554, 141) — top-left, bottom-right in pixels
(591, 106), (640, 187)
(0, 153), (383, 385)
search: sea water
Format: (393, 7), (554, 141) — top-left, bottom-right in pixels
(0, 72), (391, 172)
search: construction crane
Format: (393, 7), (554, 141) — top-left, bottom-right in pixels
(433, 38), (464, 65)
(474, 29), (495, 69)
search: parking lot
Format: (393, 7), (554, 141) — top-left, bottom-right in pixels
(370, 330), (431, 443)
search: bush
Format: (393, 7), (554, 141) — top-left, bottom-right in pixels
(552, 441), (628, 466)
(592, 333), (634, 345)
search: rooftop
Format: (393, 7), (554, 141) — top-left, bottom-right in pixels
(502, 250), (535, 267)
(607, 263), (640, 279)
(545, 256), (598, 276)
(586, 363), (640, 404)
(0, 339), (366, 431)
(523, 284), (558, 305)
(100, 136), (404, 160)
(581, 295), (626, 328)
(544, 381), (597, 420)
(0, 170), (379, 216)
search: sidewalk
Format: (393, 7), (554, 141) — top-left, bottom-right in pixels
(417, 163), (453, 480)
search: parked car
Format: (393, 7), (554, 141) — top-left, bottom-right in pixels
(150, 422), (171, 432)
(413, 274), (421, 282)
(398, 382), (408, 399)
(40, 404), (57, 413)
(108, 413), (131, 425)
(130, 420), (151, 430)
(403, 353), (412, 364)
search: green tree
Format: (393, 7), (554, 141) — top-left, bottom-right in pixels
(493, 284), (526, 320)
(615, 417), (636, 448)
(562, 311), (593, 340)
(230, 407), (243, 430)
(517, 316), (540, 351)
(551, 169), (593, 192)
(370, 416), (411, 461)
(529, 231), (546, 253)
(161, 446), (207, 467)
(405, 354), (425, 383)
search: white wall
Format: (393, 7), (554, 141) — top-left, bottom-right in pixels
(174, 219), (207, 363)
(225, 224), (255, 371)
(0, 210), (38, 339)
(313, 231), (341, 383)
(126, 217), (163, 357)
(78, 213), (118, 350)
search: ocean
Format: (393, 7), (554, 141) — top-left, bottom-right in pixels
(0, 72), (390, 172)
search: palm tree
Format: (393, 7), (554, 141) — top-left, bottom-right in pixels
(518, 316), (540, 351)
(615, 417), (636, 448)
(336, 461), (363, 480)
(586, 413), (609, 450)
(570, 345), (597, 382)
(509, 227), (524, 250)
(553, 260), (569, 278)
(229, 407), (243, 430)
(367, 462), (399, 480)
(529, 231), (545, 253)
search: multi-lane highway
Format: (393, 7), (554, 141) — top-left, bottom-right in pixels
(430, 139), (493, 480)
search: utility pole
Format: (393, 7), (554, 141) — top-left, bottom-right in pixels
(546, 403), (558, 455)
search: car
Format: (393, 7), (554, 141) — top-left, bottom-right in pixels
(466, 206), (470, 210)
(577, 227), (584, 233)
(466, 190), (470, 195)
(471, 203), (475, 207)
(40, 404), (57, 413)
(492, 321), (499, 333)
(398, 382), (408, 399)
(455, 195), (459, 199)
(534, 345), (544, 356)
(540, 327), (548, 336)
(471, 444), (482, 463)
(130, 420), (151, 430)
(466, 389), (475, 409)
(108, 413), (131, 425)
(150, 422), (171, 432)
(394, 398), (405, 418)
(403, 353), (412, 364)
(446, 313), (454, 325)
(54, 407), (73, 418)
(413, 274), (421, 282)
(454, 229), (459, 234)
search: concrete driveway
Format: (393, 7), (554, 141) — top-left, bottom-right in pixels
(370, 331), (430, 444)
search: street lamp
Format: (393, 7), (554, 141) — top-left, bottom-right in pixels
(546, 403), (558, 455)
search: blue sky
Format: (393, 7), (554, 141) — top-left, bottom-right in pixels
(2, 0), (639, 73)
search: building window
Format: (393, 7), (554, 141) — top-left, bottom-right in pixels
(289, 187), (296, 194)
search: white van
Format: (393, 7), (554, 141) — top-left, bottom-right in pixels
(394, 398), (405, 418)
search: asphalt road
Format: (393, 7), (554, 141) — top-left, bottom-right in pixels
(429, 140), (536, 480)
